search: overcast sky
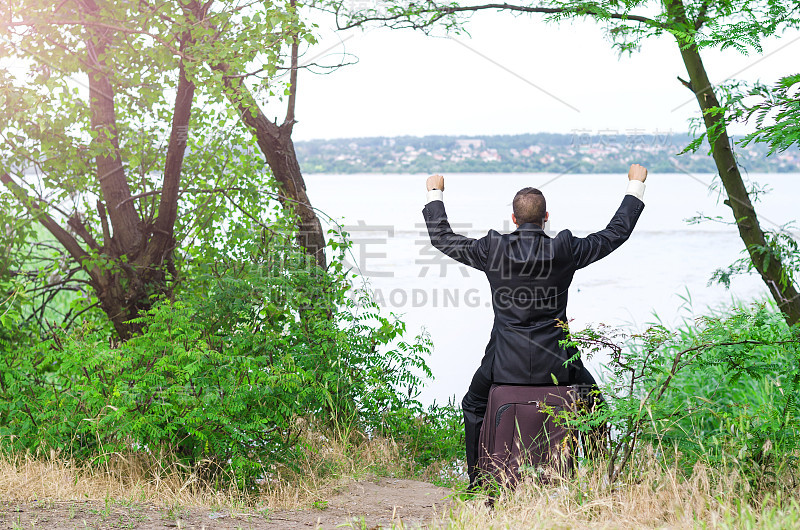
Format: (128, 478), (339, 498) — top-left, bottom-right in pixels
(272, 11), (800, 141)
(5, 7), (796, 144)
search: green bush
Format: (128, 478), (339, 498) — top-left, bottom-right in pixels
(567, 302), (800, 491)
(642, 305), (800, 488)
(0, 235), (435, 489)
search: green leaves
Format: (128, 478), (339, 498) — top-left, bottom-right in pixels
(0, 221), (436, 488)
(738, 75), (800, 155)
(0, 0), (321, 330)
(568, 303), (800, 488)
(0, 277), (27, 330)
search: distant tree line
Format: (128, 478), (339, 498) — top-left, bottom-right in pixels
(295, 133), (800, 174)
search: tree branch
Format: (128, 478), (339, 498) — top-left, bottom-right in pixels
(694, 0), (711, 30)
(1, 172), (101, 284)
(81, 0), (142, 253)
(67, 213), (101, 252)
(149, 29), (197, 258)
(63, 300), (101, 330)
(336, 2), (661, 31)
(677, 75), (693, 91)
(213, 54), (327, 266)
(285, 0), (299, 129)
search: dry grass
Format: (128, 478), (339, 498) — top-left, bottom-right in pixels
(3, 439), (800, 528)
(436, 450), (800, 529)
(0, 432), (411, 512)
(0, 450), (241, 508)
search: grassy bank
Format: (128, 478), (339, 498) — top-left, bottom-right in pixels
(442, 459), (800, 528)
(3, 441), (800, 528)
(0, 434), (411, 511)
(2, 236), (799, 527)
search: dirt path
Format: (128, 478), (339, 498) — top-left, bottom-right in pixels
(0, 477), (454, 529)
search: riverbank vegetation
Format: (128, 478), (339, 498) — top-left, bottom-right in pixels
(3, 222), (799, 526)
(2, 130), (799, 525)
(2, 0), (800, 527)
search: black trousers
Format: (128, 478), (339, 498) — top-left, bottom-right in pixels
(461, 362), (604, 487)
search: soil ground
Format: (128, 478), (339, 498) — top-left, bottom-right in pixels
(0, 477), (454, 529)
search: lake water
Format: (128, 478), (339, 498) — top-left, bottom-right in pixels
(303, 172), (799, 406)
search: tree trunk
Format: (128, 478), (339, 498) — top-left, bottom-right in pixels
(0, 4), (208, 340)
(219, 74), (327, 270)
(250, 120), (327, 270)
(82, 0), (143, 253)
(0, 172), (152, 339)
(667, 0), (800, 325)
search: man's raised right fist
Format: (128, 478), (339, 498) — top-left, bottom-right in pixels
(426, 174), (445, 191)
(628, 164), (648, 183)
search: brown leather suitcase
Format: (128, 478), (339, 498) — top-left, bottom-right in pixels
(477, 384), (578, 489)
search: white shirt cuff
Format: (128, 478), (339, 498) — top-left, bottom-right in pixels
(426, 189), (444, 203)
(625, 180), (646, 201)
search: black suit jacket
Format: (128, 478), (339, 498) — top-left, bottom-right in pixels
(422, 194), (644, 385)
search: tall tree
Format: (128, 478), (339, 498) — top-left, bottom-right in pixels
(0, 0), (326, 338)
(332, 0), (800, 325)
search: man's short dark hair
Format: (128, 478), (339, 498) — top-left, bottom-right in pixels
(513, 187), (547, 226)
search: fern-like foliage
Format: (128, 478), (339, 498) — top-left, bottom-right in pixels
(0, 225), (436, 489)
(563, 302), (800, 489)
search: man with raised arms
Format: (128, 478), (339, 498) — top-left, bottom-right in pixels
(421, 164), (648, 488)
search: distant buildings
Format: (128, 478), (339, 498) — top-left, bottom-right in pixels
(455, 139), (485, 151)
(294, 133), (800, 174)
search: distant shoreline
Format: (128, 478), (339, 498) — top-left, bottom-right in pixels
(295, 133), (800, 174)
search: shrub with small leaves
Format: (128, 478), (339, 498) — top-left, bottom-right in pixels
(0, 231), (434, 489)
(564, 302), (800, 492)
